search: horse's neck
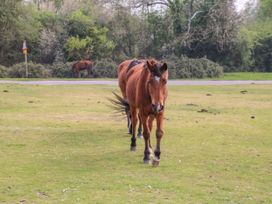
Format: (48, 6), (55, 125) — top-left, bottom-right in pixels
(137, 68), (151, 104)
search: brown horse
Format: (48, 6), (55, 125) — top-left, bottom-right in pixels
(72, 60), (93, 78)
(117, 59), (144, 136)
(115, 59), (168, 166)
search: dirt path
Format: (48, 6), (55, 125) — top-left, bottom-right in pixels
(0, 80), (272, 86)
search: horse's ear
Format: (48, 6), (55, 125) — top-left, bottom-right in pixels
(146, 60), (153, 71)
(160, 63), (168, 73)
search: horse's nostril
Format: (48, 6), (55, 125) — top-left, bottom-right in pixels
(152, 104), (164, 113)
(152, 104), (157, 112)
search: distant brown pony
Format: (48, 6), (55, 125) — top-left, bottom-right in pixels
(117, 59), (144, 136)
(114, 59), (168, 166)
(72, 60), (93, 78)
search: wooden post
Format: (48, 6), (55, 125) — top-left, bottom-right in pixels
(22, 40), (28, 78)
(25, 51), (28, 78)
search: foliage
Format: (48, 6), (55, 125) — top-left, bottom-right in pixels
(0, 65), (8, 78)
(232, 0), (272, 71)
(146, 12), (172, 58)
(64, 36), (91, 61)
(66, 10), (93, 38)
(107, 8), (142, 60)
(0, 0), (271, 73)
(253, 36), (272, 72)
(64, 10), (114, 61)
(236, 11), (272, 71)
(165, 55), (223, 79)
(0, 1), (42, 66)
(258, 0), (272, 19)
(8, 62), (51, 78)
(38, 29), (59, 63)
(47, 62), (74, 77)
(92, 59), (118, 78)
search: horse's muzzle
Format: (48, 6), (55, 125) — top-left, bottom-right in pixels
(152, 104), (164, 113)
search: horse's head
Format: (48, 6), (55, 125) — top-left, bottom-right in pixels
(146, 60), (168, 114)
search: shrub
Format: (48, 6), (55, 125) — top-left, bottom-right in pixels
(93, 59), (118, 78)
(48, 62), (74, 78)
(164, 55), (223, 78)
(0, 65), (8, 78)
(8, 62), (51, 78)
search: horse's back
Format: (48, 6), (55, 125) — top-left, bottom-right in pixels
(118, 60), (133, 99)
(81, 60), (92, 67)
(126, 63), (145, 107)
(118, 59), (143, 99)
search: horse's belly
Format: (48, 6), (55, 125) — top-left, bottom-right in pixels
(126, 77), (139, 107)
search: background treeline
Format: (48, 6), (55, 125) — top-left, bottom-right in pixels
(0, 0), (271, 78)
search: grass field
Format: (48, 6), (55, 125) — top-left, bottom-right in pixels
(0, 83), (271, 203)
(216, 72), (272, 80)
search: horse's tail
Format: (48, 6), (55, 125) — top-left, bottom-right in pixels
(108, 92), (129, 116)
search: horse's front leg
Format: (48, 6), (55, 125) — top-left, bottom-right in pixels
(148, 114), (155, 150)
(137, 114), (143, 138)
(153, 112), (164, 167)
(141, 114), (152, 164)
(130, 106), (138, 151)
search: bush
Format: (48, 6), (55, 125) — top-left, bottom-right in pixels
(253, 36), (272, 72)
(0, 65), (8, 78)
(48, 62), (74, 78)
(8, 62), (51, 78)
(164, 55), (223, 79)
(93, 59), (118, 78)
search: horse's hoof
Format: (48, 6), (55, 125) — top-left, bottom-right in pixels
(130, 146), (136, 151)
(137, 134), (143, 139)
(152, 158), (160, 167)
(143, 159), (151, 164)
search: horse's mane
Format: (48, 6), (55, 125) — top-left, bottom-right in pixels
(127, 59), (142, 73)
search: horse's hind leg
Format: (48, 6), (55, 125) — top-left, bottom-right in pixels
(124, 104), (132, 134)
(153, 113), (164, 167)
(130, 106), (138, 151)
(128, 112), (132, 134)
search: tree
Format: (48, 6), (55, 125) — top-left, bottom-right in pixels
(64, 9), (114, 61)
(0, 1), (41, 66)
(235, 0), (272, 71)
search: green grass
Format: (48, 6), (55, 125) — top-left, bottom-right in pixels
(216, 72), (272, 80)
(0, 84), (271, 203)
